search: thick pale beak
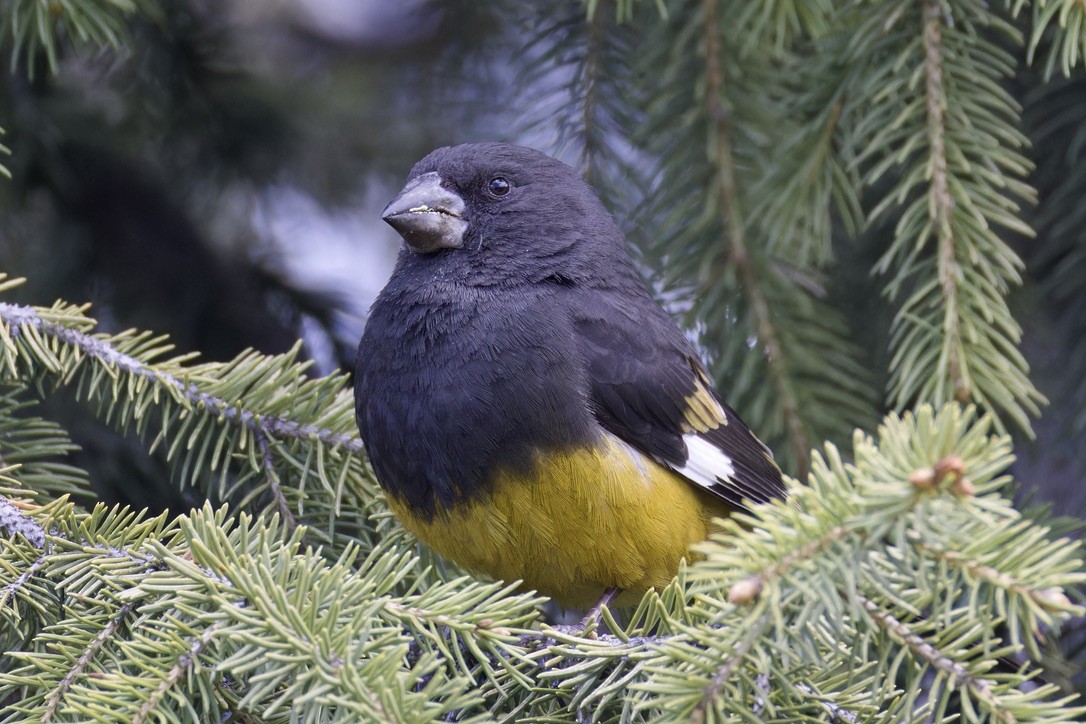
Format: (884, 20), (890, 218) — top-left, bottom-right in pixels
(381, 172), (468, 254)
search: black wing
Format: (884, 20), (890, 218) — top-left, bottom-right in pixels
(571, 289), (786, 510)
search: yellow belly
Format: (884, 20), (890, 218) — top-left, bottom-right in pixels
(386, 435), (731, 608)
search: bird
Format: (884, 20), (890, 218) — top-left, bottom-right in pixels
(354, 142), (785, 610)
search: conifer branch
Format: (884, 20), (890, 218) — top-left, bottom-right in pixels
(520, 629), (666, 653)
(253, 429), (297, 532)
(42, 601), (139, 722)
(856, 0), (1043, 433)
(0, 290), (378, 548)
(581, 1), (605, 183)
(701, 0), (810, 476)
(2, 405), (1082, 719)
(0, 492), (47, 548)
(530, 0), (642, 222)
(795, 684), (859, 722)
(2, 2), (1085, 715)
(858, 594), (1010, 722)
(727, 523), (857, 602)
(909, 533), (1075, 614)
(1, 0), (159, 77)
(1017, 0), (1086, 77)
(132, 622), (223, 724)
(692, 615), (767, 720)
(0, 551), (46, 605)
(0, 384), (90, 501)
(0, 301), (365, 454)
(922, 0), (968, 404)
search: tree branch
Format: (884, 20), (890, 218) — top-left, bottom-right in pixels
(0, 550), (47, 605)
(693, 615), (767, 721)
(858, 593), (1011, 722)
(922, 0), (969, 404)
(0, 302), (365, 454)
(253, 429), (297, 532)
(42, 601), (140, 722)
(701, 0), (810, 476)
(131, 621), (224, 724)
(0, 493), (47, 548)
(728, 523), (859, 602)
(908, 532), (1073, 613)
(580, 0), (605, 183)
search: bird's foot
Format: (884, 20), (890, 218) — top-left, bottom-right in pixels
(576, 586), (620, 639)
(530, 588), (622, 645)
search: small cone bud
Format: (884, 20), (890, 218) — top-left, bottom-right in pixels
(934, 455), (966, 482)
(1037, 588), (1072, 611)
(909, 467), (937, 489)
(728, 577), (763, 605)
(949, 476), (975, 496)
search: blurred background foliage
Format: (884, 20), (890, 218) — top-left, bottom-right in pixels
(1, 0), (1085, 523)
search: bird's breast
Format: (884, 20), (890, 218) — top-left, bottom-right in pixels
(385, 433), (731, 608)
(355, 285), (597, 515)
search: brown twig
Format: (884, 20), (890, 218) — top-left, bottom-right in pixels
(701, 0), (810, 476)
(922, 0), (969, 404)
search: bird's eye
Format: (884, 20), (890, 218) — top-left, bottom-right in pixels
(487, 177), (511, 197)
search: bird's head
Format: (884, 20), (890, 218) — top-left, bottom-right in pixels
(381, 143), (627, 284)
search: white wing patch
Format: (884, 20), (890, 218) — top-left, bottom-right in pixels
(673, 434), (735, 489)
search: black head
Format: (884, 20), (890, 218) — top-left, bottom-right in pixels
(381, 143), (631, 285)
